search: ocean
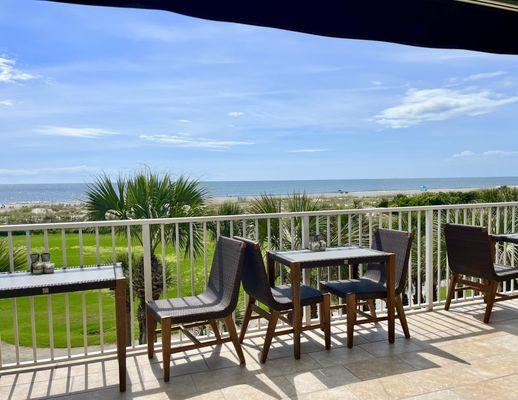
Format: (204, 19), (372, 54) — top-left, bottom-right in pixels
(1, 177), (518, 205)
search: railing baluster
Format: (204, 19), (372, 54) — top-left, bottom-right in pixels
(95, 227), (100, 266)
(203, 222), (208, 287)
(175, 223), (181, 297)
(111, 226), (116, 263)
(127, 225), (135, 347)
(437, 210), (441, 304)
(417, 210), (422, 306)
(190, 223), (195, 295)
(407, 211), (413, 307)
(26, 232), (37, 363)
(8, 232), (20, 364)
(161, 224), (167, 295)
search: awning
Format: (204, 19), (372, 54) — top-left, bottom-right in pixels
(46, 0), (518, 55)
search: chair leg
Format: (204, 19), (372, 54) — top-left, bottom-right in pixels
(366, 299), (377, 319)
(162, 318), (171, 382)
(210, 320), (222, 342)
(146, 308), (155, 359)
(395, 295), (410, 339)
(223, 315), (246, 364)
(260, 310), (279, 364)
(239, 297), (255, 343)
(444, 273), (459, 311)
(484, 281), (499, 324)
(319, 293), (331, 350)
(346, 293), (356, 349)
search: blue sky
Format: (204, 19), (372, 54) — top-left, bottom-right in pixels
(1, 1), (518, 183)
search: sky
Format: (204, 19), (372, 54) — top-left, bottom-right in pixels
(1, 1), (518, 184)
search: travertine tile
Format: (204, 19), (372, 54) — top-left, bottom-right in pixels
(284, 365), (359, 395)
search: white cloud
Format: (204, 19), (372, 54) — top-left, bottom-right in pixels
(228, 111), (244, 117)
(0, 165), (100, 177)
(465, 71), (507, 81)
(452, 150), (476, 158)
(178, 119), (191, 123)
(288, 148), (328, 153)
(38, 126), (119, 139)
(374, 88), (518, 128)
(451, 150), (518, 158)
(0, 100), (13, 107)
(483, 150), (518, 157)
(0, 56), (37, 83)
(140, 134), (253, 150)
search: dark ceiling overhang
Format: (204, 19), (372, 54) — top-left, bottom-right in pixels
(45, 0), (518, 55)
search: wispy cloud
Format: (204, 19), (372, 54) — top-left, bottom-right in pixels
(178, 119), (191, 123)
(228, 111), (244, 117)
(0, 165), (100, 177)
(452, 149), (518, 158)
(38, 126), (119, 139)
(0, 56), (37, 83)
(465, 71), (507, 81)
(452, 150), (476, 158)
(140, 134), (253, 150)
(0, 100), (13, 107)
(374, 88), (518, 128)
(288, 148), (328, 153)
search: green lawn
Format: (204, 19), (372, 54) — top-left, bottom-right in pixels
(0, 231), (218, 348)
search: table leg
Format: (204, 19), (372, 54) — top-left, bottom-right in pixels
(267, 253), (276, 287)
(349, 263), (359, 280)
(291, 263), (302, 360)
(115, 279), (127, 392)
(386, 254), (396, 344)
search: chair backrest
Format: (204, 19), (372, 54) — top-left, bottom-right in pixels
(233, 236), (276, 305)
(363, 228), (413, 294)
(206, 236), (246, 312)
(444, 223), (496, 280)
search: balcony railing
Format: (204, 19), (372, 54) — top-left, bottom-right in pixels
(1, 201), (518, 370)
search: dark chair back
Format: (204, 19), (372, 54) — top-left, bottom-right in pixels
(206, 236), (246, 314)
(233, 237), (276, 305)
(363, 228), (413, 295)
(444, 223), (496, 280)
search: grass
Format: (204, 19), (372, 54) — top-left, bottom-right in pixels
(0, 231), (217, 348)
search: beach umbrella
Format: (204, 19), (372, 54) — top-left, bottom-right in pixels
(46, 0), (518, 55)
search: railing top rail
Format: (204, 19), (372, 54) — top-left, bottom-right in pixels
(2, 201), (518, 232)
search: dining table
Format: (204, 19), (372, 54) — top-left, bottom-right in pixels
(266, 246), (396, 358)
(0, 264), (127, 392)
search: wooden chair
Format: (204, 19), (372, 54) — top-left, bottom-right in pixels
(235, 237), (331, 363)
(146, 236), (246, 382)
(444, 223), (518, 323)
(320, 228), (413, 348)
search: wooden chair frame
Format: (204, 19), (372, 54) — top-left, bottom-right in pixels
(444, 235), (518, 323)
(239, 293), (331, 363)
(146, 313), (244, 382)
(335, 292), (410, 348)
(444, 273), (518, 323)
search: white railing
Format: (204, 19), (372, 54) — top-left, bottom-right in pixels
(1, 201), (518, 368)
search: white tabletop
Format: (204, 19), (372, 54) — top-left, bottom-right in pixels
(270, 246), (391, 264)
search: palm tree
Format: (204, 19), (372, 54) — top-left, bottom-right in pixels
(85, 170), (207, 343)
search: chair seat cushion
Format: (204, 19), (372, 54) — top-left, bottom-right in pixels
(494, 264), (518, 281)
(146, 290), (229, 323)
(320, 279), (387, 300)
(269, 284), (324, 311)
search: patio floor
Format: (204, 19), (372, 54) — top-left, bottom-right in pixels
(2, 299), (518, 400)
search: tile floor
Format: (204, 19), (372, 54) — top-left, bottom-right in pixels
(2, 299), (518, 400)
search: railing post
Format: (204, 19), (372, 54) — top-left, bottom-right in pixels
(425, 209), (434, 310)
(301, 216), (312, 325)
(142, 224), (153, 302)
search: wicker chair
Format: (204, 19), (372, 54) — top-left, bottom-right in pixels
(235, 237), (331, 363)
(146, 236), (246, 382)
(444, 223), (518, 323)
(320, 228), (413, 348)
